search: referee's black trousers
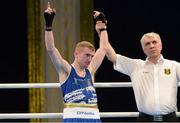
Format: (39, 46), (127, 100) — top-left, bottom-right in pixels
(137, 112), (179, 122)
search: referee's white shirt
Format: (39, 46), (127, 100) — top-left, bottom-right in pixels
(114, 54), (180, 115)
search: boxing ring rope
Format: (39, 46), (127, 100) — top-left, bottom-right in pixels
(0, 82), (180, 119)
(0, 82), (132, 89)
(0, 112), (139, 119)
(0, 82), (180, 88)
(0, 112), (179, 119)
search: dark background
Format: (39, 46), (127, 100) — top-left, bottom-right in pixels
(94, 0), (180, 122)
(0, 0), (28, 122)
(0, 0), (180, 122)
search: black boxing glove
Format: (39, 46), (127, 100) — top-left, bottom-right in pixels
(93, 11), (107, 25)
(93, 11), (107, 32)
(44, 11), (55, 31)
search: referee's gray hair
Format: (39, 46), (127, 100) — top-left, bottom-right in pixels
(140, 32), (162, 45)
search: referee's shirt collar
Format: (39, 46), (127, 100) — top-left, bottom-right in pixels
(145, 55), (164, 65)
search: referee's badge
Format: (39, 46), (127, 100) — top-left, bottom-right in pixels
(164, 68), (171, 75)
